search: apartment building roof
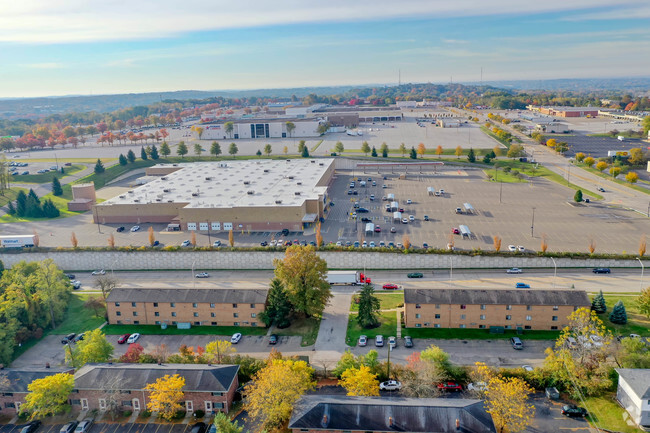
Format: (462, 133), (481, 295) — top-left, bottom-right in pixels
(405, 288), (591, 306)
(106, 288), (268, 304)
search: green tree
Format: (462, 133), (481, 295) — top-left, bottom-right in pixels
(574, 190), (583, 203)
(256, 149), (262, 157)
(285, 122), (296, 138)
(67, 329), (114, 367)
(357, 285), (380, 328)
(94, 158), (105, 174)
(467, 148), (476, 163)
(42, 199), (60, 218)
(140, 146), (148, 160)
(371, 146), (377, 157)
(213, 412), (244, 433)
(211, 141), (221, 157)
(20, 372), (74, 419)
(506, 144), (524, 158)
(259, 279), (292, 328)
(51, 177), (63, 196)
(591, 290), (607, 313)
(297, 141), (306, 154)
(194, 143), (203, 157)
(224, 122), (234, 138)
(160, 141), (171, 157)
(410, 146), (417, 159)
(301, 146), (309, 157)
(229, 142), (238, 156)
(118, 154), (128, 165)
(619, 337), (650, 368)
(264, 144), (272, 156)
(637, 287), (650, 318)
(643, 115), (650, 136)
(380, 142), (388, 157)
(273, 245), (332, 317)
(399, 143), (406, 157)
(150, 145), (159, 160)
(361, 141), (370, 156)
(127, 149), (136, 163)
(334, 142), (344, 154)
(177, 141), (188, 158)
(609, 300), (627, 324)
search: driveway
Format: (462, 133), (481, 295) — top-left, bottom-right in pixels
(527, 393), (594, 432)
(314, 290), (353, 363)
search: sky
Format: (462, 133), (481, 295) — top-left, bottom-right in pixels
(1, 0), (649, 98)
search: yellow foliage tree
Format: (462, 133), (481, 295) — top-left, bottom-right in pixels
(596, 161), (608, 172)
(402, 234), (411, 250)
(455, 145), (463, 159)
(626, 171), (639, 184)
(640, 234), (646, 257)
(228, 229), (234, 247)
(493, 235), (501, 252)
(546, 138), (557, 148)
(339, 365), (379, 396)
(245, 359), (315, 431)
(205, 340), (236, 364)
(436, 145), (443, 158)
(148, 226), (156, 246)
(493, 146), (502, 157)
(583, 156), (595, 167)
(107, 233), (115, 248)
(21, 373), (74, 419)
(417, 143), (426, 158)
(145, 374), (185, 420)
(70, 232), (78, 248)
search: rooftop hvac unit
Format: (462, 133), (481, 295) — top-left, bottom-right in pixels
(311, 160), (316, 163)
(218, 162), (228, 167)
(119, 195), (126, 198)
(128, 190), (134, 194)
(294, 192), (301, 195)
(263, 169), (270, 173)
(192, 193), (199, 197)
(286, 159), (290, 162)
(156, 198), (162, 201)
(161, 177), (168, 180)
(319, 163), (324, 166)
(163, 189), (170, 193)
(297, 182), (302, 185)
(247, 191), (254, 195)
(243, 180), (250, 185)
(205, 177), (212, 181)
(275, 200), (282, 204)
(133, 199), (140, 202)
(288, 176), (294, 180)
(167, 200), (173, 203)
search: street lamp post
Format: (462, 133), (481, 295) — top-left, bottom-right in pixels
(550, 257), (557, 289)
(192, 260), (196, 289)
(111, 258), (118, 277)
(637, 258), (645, 291)
(449, 256), (453, 286)
(530, 207), (536, 238)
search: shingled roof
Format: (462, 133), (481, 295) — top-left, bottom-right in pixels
(0, 368), (73, 393)
(106, 288), (268, 304)
(74, 363), (239, 392)
(405, 288), (591, 307)
(289, 396), (496, 433)
(617, 369), (650, 399)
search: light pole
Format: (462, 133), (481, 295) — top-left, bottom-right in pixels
(192, 260), (196, 289)
(637, 258), (645, 291)
(550, 257), (557, 289)
(530, 207), (536, 238)
(111, 258), (118, 277)
(449, 256), (453, 286)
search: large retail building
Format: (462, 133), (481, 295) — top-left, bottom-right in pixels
(93, 159), (334, 231)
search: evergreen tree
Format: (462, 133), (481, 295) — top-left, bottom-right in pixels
(177, 142), (188, 158)
(371, 146), (378, 157)
(357, 285), (380, 328)
(467, 148), (476, 163)
(258, 279), (292, 328)
(410, 147), (417, 159)
(591, 290), (607, 313)
(15, 190), (27, 217)
(94, 158), (105, 174)
(51, 176), (63, 196)
(141, 146), (148, 160)
(118, 154), (128, 165)
(160, 142), (171, 157)
(127, 149), (136, 163)
(610, 300), (628, 324)
(25, 191), (42, 218)
(382, 147), (388, 158)
(210, 141), (221, 157)
(0, 260), (4, 278)
(28, 188), (40, 204)
(7, 200), (15, 215)
(41, 199), (60, 218)
(301, 146), (309, 157)
(574, 189), (583, 202)
(256, 149), (262, 157)
(150, 145), (159, 160)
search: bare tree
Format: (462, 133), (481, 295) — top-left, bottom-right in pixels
(84, 296), (106, 318)
(94, 275), (120, 301)
(33, 230), (40, 247)
(150, 343), (170, 363)
(70, 232), (78, 248)
(107, 234), (115, 248)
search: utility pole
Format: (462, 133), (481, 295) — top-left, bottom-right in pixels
(531, 207), (536, 237)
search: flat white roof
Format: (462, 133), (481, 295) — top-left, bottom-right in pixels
(98, 159), (333, 209)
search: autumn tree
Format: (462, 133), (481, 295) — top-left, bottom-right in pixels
(356, 284), (380, 328)
(640, 234), (647, 257)
(629, 148), (646, 165)
(626, 171), (639, 184)
(244, 359), (315, 431)
(506, 144), (524, 158)
(148, 226), (156, 246)
(540, 233), (548, 253)
(119, 343), (144, 363)
(228, 229), (234, 247)
(264, 144), (272, 156)
(285, 121), (296, 138)
(66, 329), (114, 368)
(399, 143), (406, 157)
(145, 374), (186, 421)
(340, 365), (379, 396)
(575, 152), (586, 162)
(315, 222), (323, 247)
(190, 231), (197, 247)
(70, 232), (78, 248)
(610, 166), (621, 178)
(361, 141), (370, 156)
(273, 245), (332, 317)
(588, 237), (596, 254)
(21, 372), (74, 419)
(205, 340), (236, 364)
(417, 143), (426, 158)
(177, 141), (188, 158)
(583, 156), (595, 167)
(493, 235), (502, 252)
(436, 145), (443, 158)
(546, 138), (557, 148)
(493, 146), (502, 158)
(596, 161), (608, 172)
(213, 412), (244, 433)
(107, 233), (115, 248)
(454, 145), (463, 159)
(398, 351), (445, 398)
(84, 296), (106, 318)
(94, 275), (119, 301)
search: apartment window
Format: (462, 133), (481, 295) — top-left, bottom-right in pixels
(524, 325), (531, 330)
(460, 305), (467, 309)
(460, 314), (466, 320)
(232, 303), (238, 308)
(115, 302), (120, 307)
(122, 401), (132, 407)
(116, 311), (121, 316)
(552, 316), (558, 321)
(132, 312), (138, 317)
(435, 304), (441, 309)
(434, 324), (441, 328)
(194, 321), (200, 326)
(154, 312), (160, 317)
(211, 313), (215, 317)
(234, 322), (239, 326)
(526, 315), (532, 321)
(459, 324), (466, 329)
(211, 322), (217, 326)
(415, 304), (421, 309)
(193, 312), (199, 317)
(250, 303), (256, 308)
(527, 305), (532, 311)
(193, 303), (198, 308)
(435, 314), (441, 319)
(415, 314), (421, 319)
(171, 312), (177, 317)
(479, 325), (486, 329)
(233, 313), (239, 318)
(480, 314), (486, 320)
(251, 322), (257, 326)
(551, 326), (558, 330)
(153, 303), (158, 307)
(134, 321), (139, 325)
(172, 321), (177, 325)
(424, 322), (430, 326)
(4, 402), (15, 408)
(553, 305), (559, 311)
(480, 304), (486, 310)
(506, 305), (512, 310)
(2, 393), (13, 397)
(506, 315), (512, 320)
(251, 313), (257, 318)
(155, 321), (161, 325)
(416, 324), (422, 328)
(131, 302), (136, 307)
(171, 303), (176, 307)
(210, 303), (215, 308)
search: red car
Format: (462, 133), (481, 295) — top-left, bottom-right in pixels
(399, 208), (405, 213)
(383, 283), (399, 290)
(452, 228), (460, 234)
(437, 382), (463, 392)
(374, 226), (381, 233)
(117, 334), (131, 344)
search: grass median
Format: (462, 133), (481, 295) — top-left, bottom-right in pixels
(10, 164), (85, 184)
(346, 311), (397, 346)
(404, 327), (560, 340)
(350, 292), (404, 312)
(274, 316), (321, 346)
(594, 293), (650, 337)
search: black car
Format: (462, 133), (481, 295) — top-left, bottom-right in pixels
(562, 404), (587, 417)
(269, 334), (278, 345)
(190, 422), (207, 433)
(357, 208), (369, 213)
(61, 333), (76, 344)
(74, 333), (85, 342)
(281, 228), (289, 236)
(404, 336), (413, 348)
(593, 268), (611, 274)
(60, 422), (78, 433)
(260, 241), (268, 247)
(407, 272), (424, 278)
(66, 274), (75, 280)
(116, 226), (125, 232)
(20, 421), (41, 433)
(361, 217), (372, 222)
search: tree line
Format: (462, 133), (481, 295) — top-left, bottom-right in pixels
(7, 189), (60, 219)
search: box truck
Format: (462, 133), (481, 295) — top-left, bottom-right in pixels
(0, 235), (36, 248)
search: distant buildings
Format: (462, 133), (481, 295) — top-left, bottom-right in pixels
(527, 105), (600, 118)
(201, 118), (322, 140)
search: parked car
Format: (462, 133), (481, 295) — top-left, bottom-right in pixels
(409, 215), (415, 222)
(510, 337), (524, 350)
(61, 333), (76, 345)
(379, 380), (402, 391)
(593, 268), (611, 274)
(358, 335), (367, 347)
(71, 280), (81, 289)
(21, 421), (41, 433)
(181, 240), (192, 247)
(506, 268), (523, 274)
(388, 336), (397, 349)
(597, 187), (605, 192)
(508, 245), (517, 252)
(424, 215), (429, 221)
(74, 419), (93, 433)
(130, 225), (140, 232)
(260, 241), (268, 247)
(521, 365), (534, 372)
(117, 334), (131, 344)
(437, 382), (463, 392)
(375, 335), (384, 347)
(269, 334), (278, 345)
(422, 242), (429, 249)
(515, 282), (530, 288)
(127, 333), (140, 344)
(401, 218), (408, 224)
(383, 283), (399, 290)
(545, 387), (560, 400)
(91, 269), (106, 275)
(190, 422), (207, 433)
(517, 245), (525, 252)
(374, 226), (381, 233)
(116, 226), (125, 232)
(213, 240), (222, 247)
(74, 333), (85, 342)
(468, 382), (488, 392)
(562, 404), (587, 417)
(390, 227), (396, 233)
(407, 272), (424, 278)
(59, 422), (78, 433)
(231, 333), (242, 344)
(452, 228), (460, 234)
(404, 336), (413, 348)
(195, 272), (210, 278)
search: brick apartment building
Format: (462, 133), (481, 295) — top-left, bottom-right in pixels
(106, 288), (268, 327)
(289, 395), (496, 433)
(0, 368), (72, 416)
(72, 363), (239, 414)
(404, 288), (591, 330)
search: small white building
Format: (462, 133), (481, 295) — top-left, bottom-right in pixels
(616, 368), (650, 428)
(436, 118), (461, 128)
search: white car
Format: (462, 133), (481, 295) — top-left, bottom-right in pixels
(130, 225), (140, 232)
(362, 241), (368, 248)
(195, 272), (209, 278)
(369, 241), (376, 248)
(402, 218), (408, 224)
(127, 333), (140, 344)
(379, 380), (402, 391)
(506, 268), (523, 274)
(231, 333), (242, 344)
(269, 240), (277, 247)
(467, 382), (488, 392)
(181, 240), (192, 247)
(91, 269), (106, 276)
(408, 215), (415, 222)
(508, 245), (517, 252)
(517, 245), (525, 252)
(213, 240), (222, 247)
(71, 280), (82, 289)
(358, 335), (368, 347)
(388, 336), (397, 349)
(336, 241), (342, 246)
(407, 199), (412, 204)
(522, 365), (534, 372)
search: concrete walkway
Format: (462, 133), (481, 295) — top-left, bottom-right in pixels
(314, 291), (353, 363)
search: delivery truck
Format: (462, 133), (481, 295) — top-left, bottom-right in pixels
(326, 271), (372, 285)
(0, 235), (36, 248)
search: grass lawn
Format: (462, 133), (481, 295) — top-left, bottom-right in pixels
(593, 293), (650, 337)
(584, 395), (639, 433)
(350, 292), (404, 312)
(274, 316), (321, 346)
(480, 126), (512, 148)
(574, 162), (649, 195)
(404, 327), (560, 340)
(10, 164), (85, 184)
(102, 323), (268, 336)
(0, 192), (85, 223)
(346, 311), (397, 346)
(0, 187), (27, 208)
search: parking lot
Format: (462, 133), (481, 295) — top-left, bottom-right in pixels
(0, 423), (197, 433)
(558, 135), (647, 159)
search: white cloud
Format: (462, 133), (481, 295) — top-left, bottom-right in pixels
(21, 62), (63, 69)
(0, 0), (647, 43)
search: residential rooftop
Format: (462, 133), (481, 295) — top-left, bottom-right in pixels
(405, 288), (591, 306)
(0, 368), (72, 393)
(617, 369), (650, 399)
(106, 288), (268, 304)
